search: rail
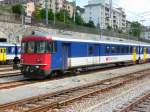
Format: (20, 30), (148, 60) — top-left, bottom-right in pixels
(0, 68), (150, 112)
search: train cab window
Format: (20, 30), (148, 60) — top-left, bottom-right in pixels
(36, 41), (47, 53)
(88, 46), (93, 56)
(105, 45), (110, 54)
(27, 41), (35, 53)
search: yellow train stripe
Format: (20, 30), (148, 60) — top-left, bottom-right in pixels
(132, 48), (137, 63)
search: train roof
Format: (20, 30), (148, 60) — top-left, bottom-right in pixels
(52, 36), (150, 47)
(22, 34), (150, 47)
(0, 42), (21, 47)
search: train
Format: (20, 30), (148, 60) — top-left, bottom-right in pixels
(20, 34), (150, 79)
(0, 42), (21, 64)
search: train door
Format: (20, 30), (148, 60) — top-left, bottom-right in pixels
(132, 47), (137, 63)
(0, 48), (2, 62)
(0, 48), (6, 62)
(143, 48), (147, 62)
(93, 44), (100, 65)
(3, 48), (6, 62)
(62, 43), (71, 70)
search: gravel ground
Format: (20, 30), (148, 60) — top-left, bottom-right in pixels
(0, 63), (150, 105)
(58, 75), (150, 112)
(0, 75), (24, 83)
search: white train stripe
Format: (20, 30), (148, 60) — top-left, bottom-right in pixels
(68, 55), (133, 67)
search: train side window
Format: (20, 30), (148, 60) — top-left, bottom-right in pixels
(116, 46), (120, 53)
(105, 45), (110, 54)
(88, 46), (93, 56)
(121, 46), (125, 54)
(130, 47), (133, 53)
(126, 46), (129, 53)
(1, 49), (3, 53)
(111, 46), (116, 54)
(8, 47), (11, 54)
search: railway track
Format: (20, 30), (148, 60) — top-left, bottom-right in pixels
(0, 71), (21, 78)
(116, 91), (150, 112)
(0, 64), (146, 90)
(0, 68), (150, 112)
(0, 64), (128, 90)
(0, 80), (32, 89)
(0, 65), (12, 68)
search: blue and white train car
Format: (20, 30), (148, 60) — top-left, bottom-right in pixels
(21, 35), (150, 79)
(0, 42), (21, 64)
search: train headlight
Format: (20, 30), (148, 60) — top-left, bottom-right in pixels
(35, 66), (40, 69)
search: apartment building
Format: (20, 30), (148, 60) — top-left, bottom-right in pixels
(24, 2), (35, 16)
(140, 28), (150, 40)
(40, 0), (74, 17)
(83, 0), (126, 31)
(64, 0), (74, 18)
(0, 0), (40, 5)
(40, 0), (64, 12)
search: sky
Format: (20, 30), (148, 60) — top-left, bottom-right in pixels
(69, 0), (150, 26)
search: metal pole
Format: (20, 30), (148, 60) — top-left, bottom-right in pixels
(109, 0), (112, 26)
(73, 0), (76, 23)
(45, 0), (48, 25)
(64, 11), (66, 23)
(21, 5), (24, 26)
(54, 0), (56, 24)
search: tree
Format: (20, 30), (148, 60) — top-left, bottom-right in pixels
(32, 6), (41, 19)
(75, 12), (85, 25)
(130, 21), (142, 37)
(56, 9), (70, 23)
(32, 8), (54, 20)
(84, 20), (95, 28)
(107, 25), (112, 31)
(12, 4), (22, 15)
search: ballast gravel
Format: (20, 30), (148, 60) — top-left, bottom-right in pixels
(0, 63), (150, 105)
(59, 75), (150, 112)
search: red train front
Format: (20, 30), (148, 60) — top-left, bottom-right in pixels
(21, 35), (52, 79)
